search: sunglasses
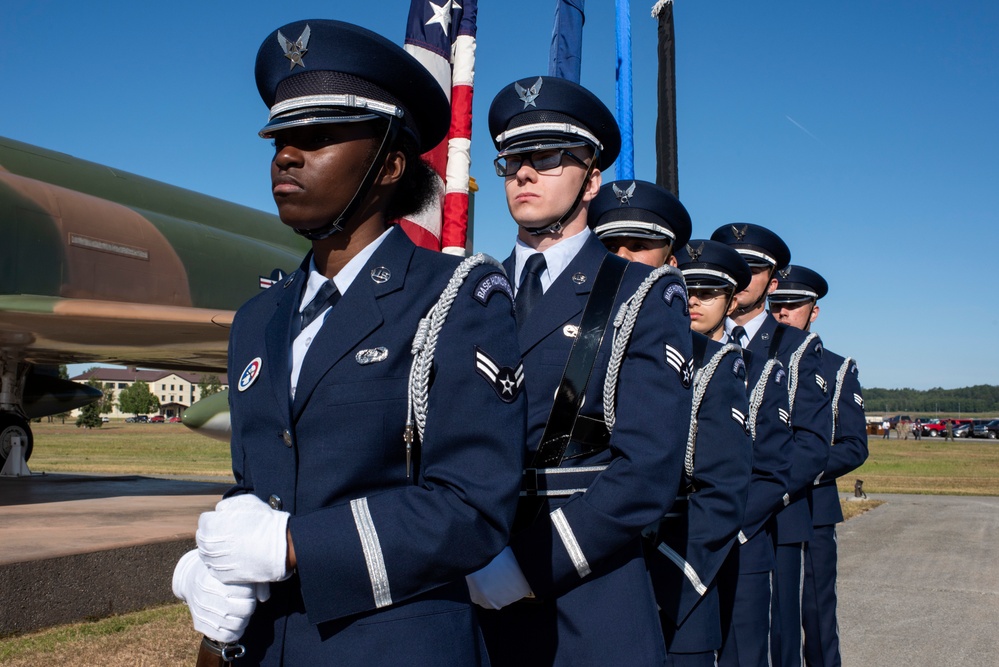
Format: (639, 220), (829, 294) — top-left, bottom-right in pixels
(494, 148), (588, 177)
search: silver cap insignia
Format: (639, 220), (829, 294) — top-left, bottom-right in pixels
(515, 77), (543, 109)
(278, 25), (311, 70)
(612, 182), (637, 205)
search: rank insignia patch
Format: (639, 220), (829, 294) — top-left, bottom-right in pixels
(475, 347), (524, 403)
(815, 374), (828, 393)
(663, 282), (689, 315)
(731, 407), (749, 434)
(473, 272), (514, 307)
(853, 393), (864, 408)
(665, 344), (694, 388)
(778, 408), (791, 428)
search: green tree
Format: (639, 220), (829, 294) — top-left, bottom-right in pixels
(118, 381), (160, 417)
(198, 374), (223, 399)
(76, 378), (104, 428)
(100, 384), (116, 414)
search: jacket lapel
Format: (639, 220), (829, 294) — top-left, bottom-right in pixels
(263, 264), (308, 412)
(517, 233), (606, 354)
(290, 227), (411, 420)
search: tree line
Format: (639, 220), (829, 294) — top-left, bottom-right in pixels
(864, 385), (999, 415)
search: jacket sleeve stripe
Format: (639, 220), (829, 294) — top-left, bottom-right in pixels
(551, 508), (591, 578)
(350, 497), (393, 608)
(656, 542), (708, 596)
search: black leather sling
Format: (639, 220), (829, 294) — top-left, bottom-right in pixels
(515, 253), (629, 531)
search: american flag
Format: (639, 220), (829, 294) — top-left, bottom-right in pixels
(402, 0), (477, 256)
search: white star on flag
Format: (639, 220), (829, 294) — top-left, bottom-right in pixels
(426, 1), (460, 36)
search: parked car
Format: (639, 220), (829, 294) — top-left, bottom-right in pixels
(887, 414), (913, 427)
(101, 417), (110, 423)
(986, 420), (999, 439)
(921, 419), (948, 437)
(971, 419), (996, 438)
(125, 415), (149, 423)
(149, 415), (165, 423)
(953, 423), (973, 438)
(168, 416), (182, 423)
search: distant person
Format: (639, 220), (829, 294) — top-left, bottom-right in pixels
(903, 421), (910, 440)
(914, 419), (922, 440)
(945, 420), (954, 441)
(882, 419), (891, 439)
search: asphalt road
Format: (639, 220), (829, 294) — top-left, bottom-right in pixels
(837, 494), (999, 665)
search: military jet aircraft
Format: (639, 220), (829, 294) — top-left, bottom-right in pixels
(0, 136), (308, 467)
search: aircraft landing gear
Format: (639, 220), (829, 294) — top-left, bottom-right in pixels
(0, 412), (33, 470)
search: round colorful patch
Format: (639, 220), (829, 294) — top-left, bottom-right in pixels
(238, 357), (262, 392)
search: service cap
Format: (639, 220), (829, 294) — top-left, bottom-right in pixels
(675, 239), (752, 292)
(255, 19), (449, 152)
(770, 264), (828, 304)
(589, 180), (692, 249)
(710, 223), (791, 270)
(488, 76), (620, 170)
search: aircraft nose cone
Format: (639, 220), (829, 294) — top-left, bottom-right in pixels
(183, 390), (231, 443)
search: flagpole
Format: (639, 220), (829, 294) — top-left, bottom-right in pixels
(652, 0), (678, 196)
(616, 0), (634, 180)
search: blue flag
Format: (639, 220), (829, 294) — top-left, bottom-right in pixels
(549, 0), (585, 83)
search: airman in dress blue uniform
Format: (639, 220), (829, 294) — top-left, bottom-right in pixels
(711, 224), (832, 667)
(591, 183), (753, 667)
(171, 20), (526, 666)
(468, 77), (694, 666)
(770, 265), (869, 667)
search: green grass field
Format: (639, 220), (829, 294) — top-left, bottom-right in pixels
(2, 424), (996, 665)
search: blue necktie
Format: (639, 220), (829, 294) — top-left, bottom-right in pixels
(516, 253), (547, 329)
(731, 325), (747, 347)
(297, 281), (340, 334)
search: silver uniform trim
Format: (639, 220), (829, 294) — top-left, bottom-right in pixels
(350, 498), (392, 608)
(736, 248), (777, 265)
(738, 530), (748, 544)
(771, 288), (819, 300)
(520, 488), (588, 497)
(495, 122), (602, 150)
(538, 465), (609, 474)
(657, 542), (708, 596)
(783, 492), (791, 507)
(269, 94), (403, 120)
(593, 220), (676, 242)
(551, 508), (591, 578)
(681, 267), (738, 287)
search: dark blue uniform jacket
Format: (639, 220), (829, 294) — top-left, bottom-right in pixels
(812, 350), (869, 526)
(650, 335), (753, 653)
(484, 232), (693, 666)
(226, 227), (526, 666)
(746, 315), (831, 545)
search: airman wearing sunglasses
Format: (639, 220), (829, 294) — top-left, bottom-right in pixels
(467, 77), (694, 666)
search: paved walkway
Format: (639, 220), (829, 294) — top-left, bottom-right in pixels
(837, 494), (999, 666)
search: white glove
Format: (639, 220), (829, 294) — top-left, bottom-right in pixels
(465, 547), (533, 610)
(173, 549), (268, 643)
(197, 494), (291, 584)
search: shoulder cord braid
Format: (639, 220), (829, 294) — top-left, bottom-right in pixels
(786, 332), (818, 416)
(405, 253), (504, 477)
(748, 358), (781, 442)
(684, 344), (741, 478)
(831, 356), (855, 444)
(602, 265), (684, 432)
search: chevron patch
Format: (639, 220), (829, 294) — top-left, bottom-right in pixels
(815, 374), (828, 393)
(665, 344), (694, 388)
(778, 407), (791, 428)
(475, 347), (524, 403)
(731, 408), (750, 435)
(853, 393), (864, 408)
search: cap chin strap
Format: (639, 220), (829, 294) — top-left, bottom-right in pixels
(520, 149), (600, 237)
(733, 266), (774, 319)
(294, 120), (401, 241)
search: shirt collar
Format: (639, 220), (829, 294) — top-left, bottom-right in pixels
(725, 309), (769, 344)
(512, 226), (592, 295)
(299, 226), (393, 311)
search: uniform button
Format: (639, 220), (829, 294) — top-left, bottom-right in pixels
(281, 429), (293, 447)
(268, 494), (283, 510)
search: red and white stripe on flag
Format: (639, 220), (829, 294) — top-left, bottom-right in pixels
(402, 0), (476, 255)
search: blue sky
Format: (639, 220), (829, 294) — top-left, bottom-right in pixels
(3, 1), (997, 390)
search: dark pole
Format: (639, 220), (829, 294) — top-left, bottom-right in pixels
(653, 0), (679, 196)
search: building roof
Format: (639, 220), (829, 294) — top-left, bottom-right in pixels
(71, 367), (226, 385)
